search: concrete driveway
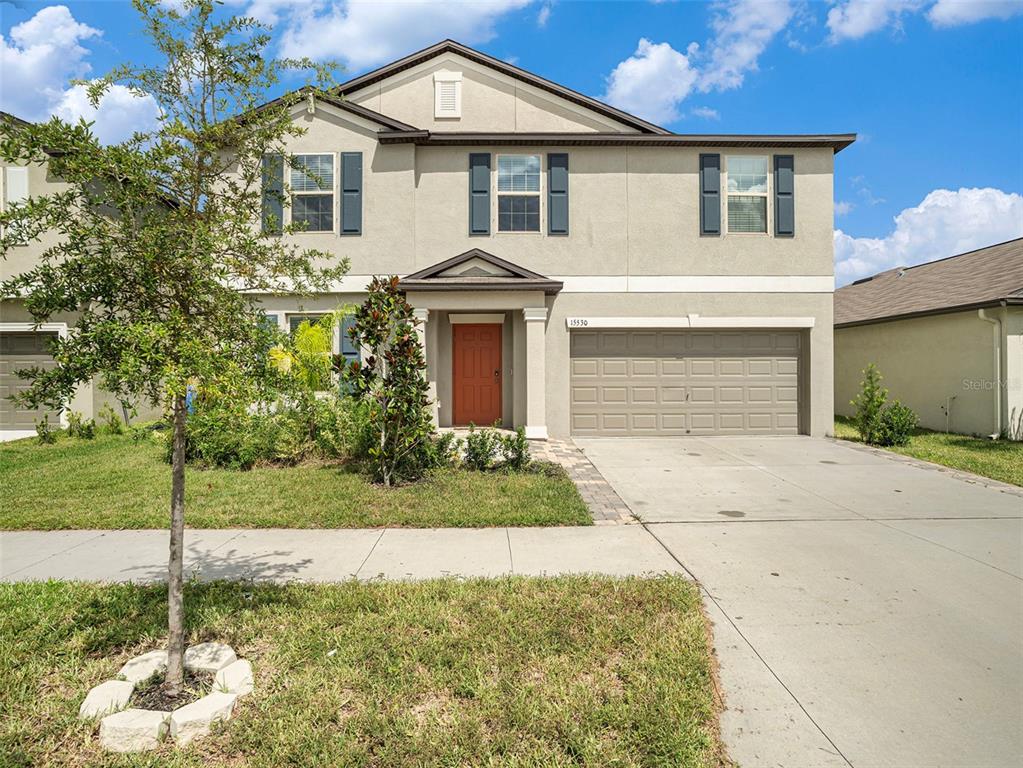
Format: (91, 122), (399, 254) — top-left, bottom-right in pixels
(576, 436), (1023, 768)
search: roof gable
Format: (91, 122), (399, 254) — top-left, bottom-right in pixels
(400, 248), (563, 294)
(336, 39), (668, 135)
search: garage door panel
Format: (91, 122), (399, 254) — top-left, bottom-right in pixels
(570, 329), (802, 436)
(1, 333), (61, 429)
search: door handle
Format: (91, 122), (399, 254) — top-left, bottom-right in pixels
(494, 369), (501, 379)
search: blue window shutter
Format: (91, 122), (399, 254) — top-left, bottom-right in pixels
(699, 154), (720, 236)
(340, 314), (360, 363)
(341, 152), (362, 235)
(261, 154), (283, 235)
(548, 153), (569, 235)
(469, 153), (490, 235)
(774, 154), (794, 237)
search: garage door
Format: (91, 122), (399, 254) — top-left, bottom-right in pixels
(570, 330), (801, 436)
(0, 332), (60, 430)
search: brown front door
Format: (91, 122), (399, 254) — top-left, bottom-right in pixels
(453, 323), (502, 426)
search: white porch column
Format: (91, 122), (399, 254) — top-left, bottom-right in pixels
(412, 307), (438, 427)
(522, 307), (548, 440)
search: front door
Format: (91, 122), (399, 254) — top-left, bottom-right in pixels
(453, 323), (502, 426)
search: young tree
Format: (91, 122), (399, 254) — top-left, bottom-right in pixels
(0, 0), (345, 697)
(347, 276), (434, 486)
(851, 363), (888, 445)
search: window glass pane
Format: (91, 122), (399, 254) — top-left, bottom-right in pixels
(497, 155), (540, 193)
(498, 195), (540, 232)
(727, 195), (767, 233)
(726, 156), (768, 193)
(291, 154), (333, 192)
(292, 194), (334, 232)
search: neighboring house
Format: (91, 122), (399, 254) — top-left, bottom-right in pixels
(1, 40), (855, 441)
(834, 238), (1023, 439)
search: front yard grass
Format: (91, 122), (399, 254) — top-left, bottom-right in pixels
(0, 434), (590, 530)
(0, 577), (727, 768)
(834, 415), (1023, 487)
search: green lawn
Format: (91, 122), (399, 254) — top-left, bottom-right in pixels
(0, 434), (590, 529)
(0, 578), (727, 768)
(834, 415), (1023, 487)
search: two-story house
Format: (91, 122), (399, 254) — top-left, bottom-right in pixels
(0, 41), (854, 441)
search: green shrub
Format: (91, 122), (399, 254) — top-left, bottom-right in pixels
(97, 404), (126, 435)
(464, 424), (501, 471)
(129, 420), (164, 443)
(875, 401), (918, 447)
(500, 427), (531, 471)
(851, 363), (888, 444)
(35, 418), (57, 444)
(66, 412), (96, 440)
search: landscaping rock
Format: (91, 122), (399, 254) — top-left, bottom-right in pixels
(169, 692), (237, 746)
(214, 659), (253, 696)
(79, 680), (135, 720)
(117, 650), (168, 684)
(99, 708), (169, 752)
(183, 642), (236, 673)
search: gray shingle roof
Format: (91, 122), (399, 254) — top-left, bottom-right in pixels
(834, 238), (1023, 327)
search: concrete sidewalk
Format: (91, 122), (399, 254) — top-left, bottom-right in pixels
(0, 525), (682, 582)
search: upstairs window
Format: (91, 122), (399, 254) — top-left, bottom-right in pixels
(726, 155), (768, 234)
(434, 71), (462, 118)
(497, 154), (541, 232)
(290, 154), (334, 232)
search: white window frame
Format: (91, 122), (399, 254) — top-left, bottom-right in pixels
(434, 71), (462, 118)
(495, 153), (544, 235)
(724, 155), (771, 236)
(288, 152), (337, 235)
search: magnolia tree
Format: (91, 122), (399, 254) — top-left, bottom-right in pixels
(0, 0), (345, 697)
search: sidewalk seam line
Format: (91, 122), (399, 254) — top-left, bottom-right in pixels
(354, 529), (386, 579)
(2, 530), (107, 578)
(505, 529), (514, 575)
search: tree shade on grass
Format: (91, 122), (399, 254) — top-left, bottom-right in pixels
(0, 577), (727, 767)
(0, 434), (591, 529)
(834, 415), (1023, 487)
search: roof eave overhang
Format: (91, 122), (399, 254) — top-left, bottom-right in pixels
(835, 297), (1021, 329)
(377, 131), (858, 153)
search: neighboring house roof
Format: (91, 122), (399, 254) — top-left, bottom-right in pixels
(399, 248), (563, 294)
(376, 130), (857, 152)
(0, 111), (31, 129)
(334, 39), (670, 135)
(834, 238), (1023, 328)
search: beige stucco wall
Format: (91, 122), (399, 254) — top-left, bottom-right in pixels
(347, 51), (639, 134)
(1, 155), (70, 282)
(835, 310), (1007, 437)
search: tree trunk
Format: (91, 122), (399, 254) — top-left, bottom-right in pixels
(164, 393), (187, 695)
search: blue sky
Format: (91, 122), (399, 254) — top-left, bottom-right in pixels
(2, 0), (1022, 283)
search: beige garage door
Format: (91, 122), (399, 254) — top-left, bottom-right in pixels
(570, 329), (801, 436)
(0, 332), (60, 430)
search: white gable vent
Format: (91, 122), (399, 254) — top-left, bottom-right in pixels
(434, 71), (462, 119)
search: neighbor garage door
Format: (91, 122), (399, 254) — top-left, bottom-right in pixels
(570, 329), (801, 436)
(0, 332), (60, 430)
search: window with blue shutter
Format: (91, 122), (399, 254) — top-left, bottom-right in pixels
(469, 153), (491, 235)
(548, 153), (569, 235)
(699, 153), (720, 236)
(261, 154), (283, 234)
(341, 152), (362, 235)
(774, 155), (794, 237)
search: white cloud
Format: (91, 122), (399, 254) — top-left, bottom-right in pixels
(602, 0), (792, 125)
(272, 0), (530, 70)
(602, 39), (699, 125)
(537, 2), (552, 27)
(53, 83), (161, 145)
(690, 106), (720, 120)
(0, 5), (100, 119)
(0, 6), (158, 143)
(699, 0), (794, 91)
(835, 200), (854, 216)
(834, 187), (1023, 284)
(826, 0), (924, 43)
(927, 0), (1023, 26)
